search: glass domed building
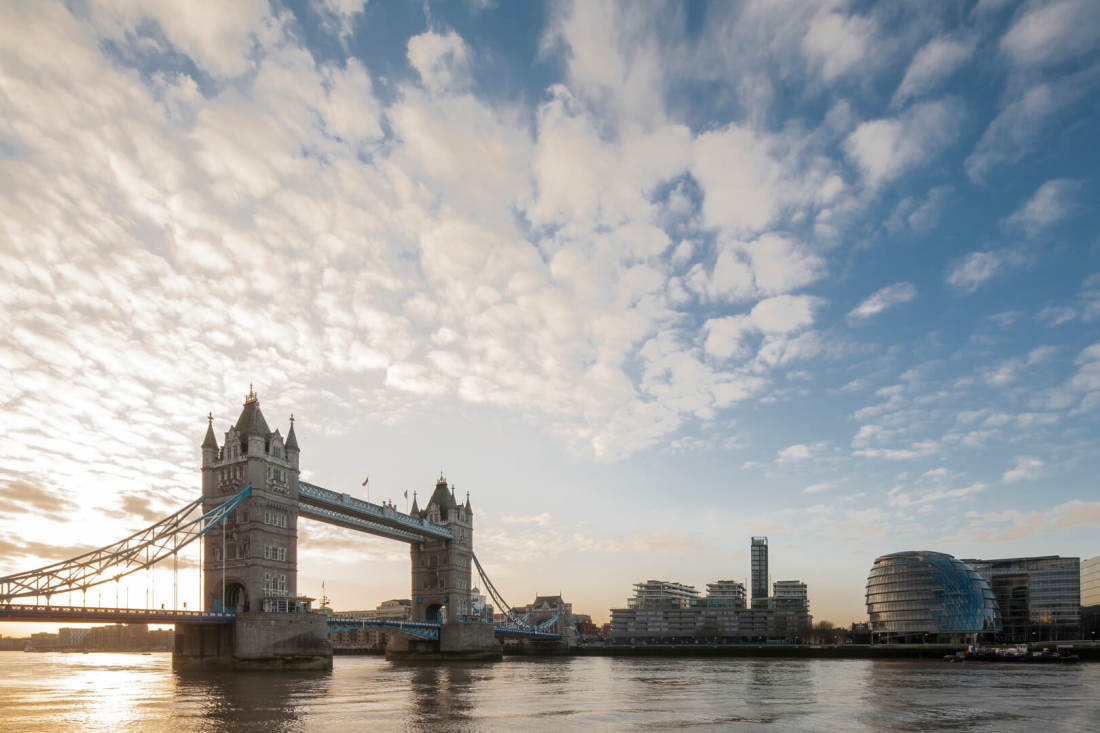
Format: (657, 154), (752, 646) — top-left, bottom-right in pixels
(865, 551), (1001, 643)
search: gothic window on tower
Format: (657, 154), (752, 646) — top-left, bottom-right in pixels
(263, 510), (288, 528)
(263, 545), (288, 562)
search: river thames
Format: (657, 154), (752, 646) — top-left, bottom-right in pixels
(0, 653), (1097, 731)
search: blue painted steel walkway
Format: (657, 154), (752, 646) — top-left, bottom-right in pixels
(298, 482), (453, 544)
(327, 617), (561, 641)
(0, 604), (236, 624)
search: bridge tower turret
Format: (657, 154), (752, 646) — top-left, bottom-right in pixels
(409, 474), (474, 623)
(201, 387), (299, 614)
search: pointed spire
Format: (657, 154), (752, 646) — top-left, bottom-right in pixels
(410, 490), (420, 515)
(285, 413), (299, 452)
(464, 490), (473, 514)
(202, 412), (218, 449)
(428, 473), (456, 518)
(235, 387), (270, 438)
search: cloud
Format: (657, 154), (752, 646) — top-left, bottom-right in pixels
(965, 65), (1100, 182)
(980, 347), (1056, 387)
(845, 99), (964, 186)
(750, 294), (822, 334)
(968, 499), (1100, 542)
(803, 480), (839, 494)
(946, 247), (1031, 293)
(1002, 456), (1042, 483)
(692, 127), (839, 238)
(889, 481), (985, 507)
(802, 8), (878, 82)
(312, 0), (367, 38)
(703, 294), (822, 363)
(1003, 178), (1081, 235)
(407, 29), (470, 93)
(499, 513), (553, 527)
(777, 443), (812, 462)
(703, 316), (753, 361)
(848, 282), (917, 322)
(893, 37), (975, 105)
(0, 476), (78, 516)
(1000, 0), (1100, 68)
(852, 442), (939, 460)
(91, 0), (276, 79)
(947, 251), (1004, 293)
(885, 186), (953, 234)
(1036, 305), (1077, 327)
(689, 234), (826, 303)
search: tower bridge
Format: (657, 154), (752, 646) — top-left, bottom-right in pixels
(0, 389), (565, 668)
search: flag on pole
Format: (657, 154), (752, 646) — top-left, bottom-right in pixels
(362, 476), (369, 487)
(403, 490), (408, 499)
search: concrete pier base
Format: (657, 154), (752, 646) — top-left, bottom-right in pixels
(173, 613), (332, 670)
(386, 622), (502, 661)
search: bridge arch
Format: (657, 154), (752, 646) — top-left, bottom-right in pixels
(224, 581), (249, 613)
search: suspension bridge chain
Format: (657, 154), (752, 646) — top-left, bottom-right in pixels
(0, 485), (252, 604)
(470, 552), (540, 630)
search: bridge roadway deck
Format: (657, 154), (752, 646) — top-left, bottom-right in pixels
(328, 617), (562, 640)
(297, 481), (452, 544)
(0, 604), (236, 625)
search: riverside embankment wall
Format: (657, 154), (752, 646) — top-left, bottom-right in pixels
(568, 644), (1100, 661)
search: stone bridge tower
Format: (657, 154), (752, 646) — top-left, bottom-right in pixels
(201, 387), (300, 614)
(408, 475), (474, 623)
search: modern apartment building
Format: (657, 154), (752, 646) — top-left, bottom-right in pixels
(626, 580), (700, 609)
(610, 576), (808, 642)
(770, 580), (809, 611)
(962, 555), (1080, 642)
(751, 536), (769, 607)
(705, 580), (746, 608)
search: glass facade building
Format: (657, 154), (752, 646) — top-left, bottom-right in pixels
(962, 555), (1081, 641)
(1081, 555), (1100, 608)
(751, 537), (768, 607)
(865, 551), (1001, 643)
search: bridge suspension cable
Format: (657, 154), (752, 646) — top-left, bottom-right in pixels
(471, 552), (536, 630)
(0, 485), (252, 603)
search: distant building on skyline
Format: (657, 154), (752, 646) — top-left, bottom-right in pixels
(705, 580), (746, 608)
(610, 575), (808, 642)
(769, 580), (808, 613)
(751, 537), (768, 608)
(1083, 557), (1100, 641)
(962, 555), (1081, 642)
(866, 551), (1001, 644)
(627, 580), (700, 609)
(1082, 555), (1100, 608)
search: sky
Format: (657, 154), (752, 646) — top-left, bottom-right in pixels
(2, 0), (1100, 634)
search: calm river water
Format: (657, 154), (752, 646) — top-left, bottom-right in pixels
(0, 652), (1097, 731)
